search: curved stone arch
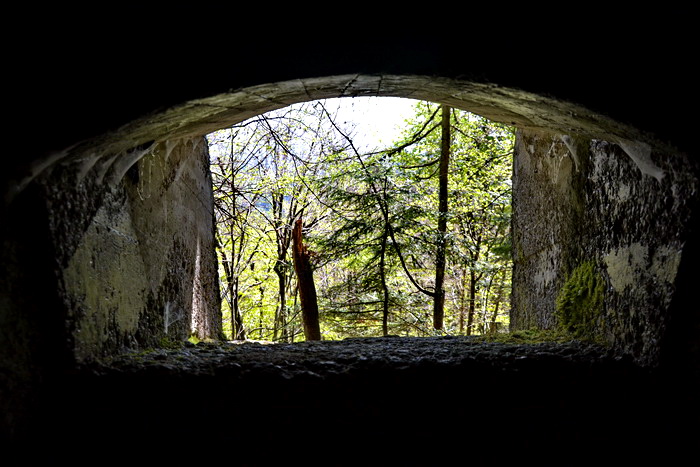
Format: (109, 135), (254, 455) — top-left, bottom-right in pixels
(67, 74), (661, 161)
(37, 72), (695, 368)
(3, 71), (698, 374)
(9, 73), (677, 207)
(11, 72), (669, 208)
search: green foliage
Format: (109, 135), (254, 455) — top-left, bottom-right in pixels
(381, 102), (515, 335)
(556, 261), (604, 339)
(187, 335), (201, 345)
(208, 98), (515, 341)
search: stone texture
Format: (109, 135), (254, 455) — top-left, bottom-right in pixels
(45, 136), (222, 363)
(512, 130), (699, 366)
(17, 74), (671, 188)
(511, 132), (584, 331)
(15, 337), (697, 464)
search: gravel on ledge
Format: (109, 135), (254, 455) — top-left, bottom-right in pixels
(84, 335), (637, 379)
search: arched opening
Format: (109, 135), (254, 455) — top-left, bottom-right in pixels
(14, 73), (691, 365)
(2, 71), (698, 458)
(206, 96), (516, 342)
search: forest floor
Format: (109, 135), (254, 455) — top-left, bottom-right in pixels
(28, 335), (700, 465)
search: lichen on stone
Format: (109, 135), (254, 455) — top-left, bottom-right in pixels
(603, 243), (648, 292)
(556, 261), (604, 340)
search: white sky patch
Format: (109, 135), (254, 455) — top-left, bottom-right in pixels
(207, 96), (422, 161)
(322, 96), (421, 150)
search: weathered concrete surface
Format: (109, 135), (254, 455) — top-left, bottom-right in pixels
(0, 136), (222, 438)
(5, 74), (680, 373)
(57, 136), (223, 361)
(512, 130), (699, 367)
(8, 75), (675, 201)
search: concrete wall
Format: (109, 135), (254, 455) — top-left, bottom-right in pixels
(512, 130), (699, 367)
(57, 137), (223, 361)
(1, 135), (222, 438)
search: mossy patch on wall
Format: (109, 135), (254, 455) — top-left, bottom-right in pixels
(556, 261), (604, 340)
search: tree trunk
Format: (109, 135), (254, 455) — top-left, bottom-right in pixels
(258, 286), (266, 340)
(273, 263), (288, 342)
(292, 219), (321, 341)
(231, 276), (245, 340)
(459, 269), (468, 334)
(466, 235), (483, 335)
(219, 244), (246, 340)
(291, 286), (299, 343)
(229, 156), (246, 341)
(433, 105), (451, 330)
(466, 269), (477, 336)
(272, 192), (289, 342)
(489, 289), (502, 334)
(379, 223), (390, 337)
(489, 269), (505, 333)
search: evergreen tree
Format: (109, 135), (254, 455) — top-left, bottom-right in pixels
(209, 98), (514, 340)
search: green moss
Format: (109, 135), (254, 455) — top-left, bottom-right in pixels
(556, 261), (604, 340)
(478, 328), (572, 344)
(158, 336), (185, 350)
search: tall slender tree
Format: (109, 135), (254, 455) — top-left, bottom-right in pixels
(433, 104), (451, 330)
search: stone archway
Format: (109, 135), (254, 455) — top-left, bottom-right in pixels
(5, 72), (699, 362)
(2, 70), (699, 442)
(27, 73), (669, 175)
(16, 73), (693, 364)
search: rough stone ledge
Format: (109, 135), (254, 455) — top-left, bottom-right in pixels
(15, 336), (700, 465)
(85, 336), (634, 378)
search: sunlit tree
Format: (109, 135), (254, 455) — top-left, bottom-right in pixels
(208, 98), (514, 340)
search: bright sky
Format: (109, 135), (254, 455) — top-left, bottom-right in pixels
(323, 96), (420, 150)
(207, 96), (422, 159)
